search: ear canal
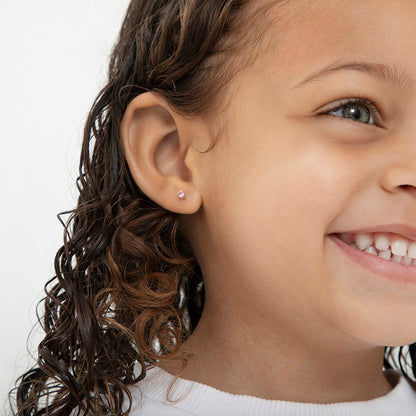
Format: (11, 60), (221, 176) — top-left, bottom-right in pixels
(154, 128), (191, 180)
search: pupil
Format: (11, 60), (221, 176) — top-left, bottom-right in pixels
(350, 108), (360, 119)
(344, 103), (369, 123)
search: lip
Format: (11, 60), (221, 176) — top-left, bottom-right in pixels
(328, 233), (416, 285)
(340, 223), (416, 241)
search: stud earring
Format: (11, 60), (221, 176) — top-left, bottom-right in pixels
(177, 190), (186, 200)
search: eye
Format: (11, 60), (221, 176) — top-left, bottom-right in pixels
(324, 98), (380, 126)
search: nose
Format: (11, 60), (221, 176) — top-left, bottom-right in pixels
(380, 155), (416, 198)
(378, 98), (416, 197)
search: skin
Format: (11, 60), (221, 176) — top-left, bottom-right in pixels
(121, 0), (416, 404)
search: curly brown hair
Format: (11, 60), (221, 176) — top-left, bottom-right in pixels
(9, 0), (416, 415)
(9, 1), (275, 415)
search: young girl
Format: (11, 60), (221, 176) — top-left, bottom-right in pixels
(10, 0), (416, 415)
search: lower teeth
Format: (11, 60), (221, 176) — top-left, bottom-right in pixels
(350, 243), (416, 266)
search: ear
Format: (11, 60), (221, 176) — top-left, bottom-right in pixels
(120, 92), (205, 214)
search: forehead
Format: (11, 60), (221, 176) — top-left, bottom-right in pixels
(256, 0), (416, 86)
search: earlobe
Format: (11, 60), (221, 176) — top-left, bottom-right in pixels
(120, 92), (203, 214)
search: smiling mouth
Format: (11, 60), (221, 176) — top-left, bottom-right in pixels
(334, 232), (416, 267)
(327, 231), (416, 285)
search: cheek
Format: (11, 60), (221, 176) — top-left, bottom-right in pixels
(210, 138), (351, 239)
(202, 134), (356, 286)
(198, 143), (343, 329)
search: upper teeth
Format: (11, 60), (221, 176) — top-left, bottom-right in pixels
(375, 236), (389, 251)
(353, 233), (416, 259)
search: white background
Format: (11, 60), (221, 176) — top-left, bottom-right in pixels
(0, 1), (130, 412)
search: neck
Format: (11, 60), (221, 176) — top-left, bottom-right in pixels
(160, 300), (394, 404)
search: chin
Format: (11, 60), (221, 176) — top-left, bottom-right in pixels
(354, 326), (416, 349)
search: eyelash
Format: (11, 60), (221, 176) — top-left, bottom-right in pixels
(321, 95), (383, 126)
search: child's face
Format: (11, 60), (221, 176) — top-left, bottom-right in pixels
(191, 0), (416, 349)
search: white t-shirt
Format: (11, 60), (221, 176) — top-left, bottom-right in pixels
(127, 366), (416, 415)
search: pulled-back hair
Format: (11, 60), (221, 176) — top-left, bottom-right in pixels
(10, 0), (416, 415)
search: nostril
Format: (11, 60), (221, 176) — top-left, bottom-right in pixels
(398, 184), (416, 198)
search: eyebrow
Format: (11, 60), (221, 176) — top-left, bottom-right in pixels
(293, 61), (415, 91)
